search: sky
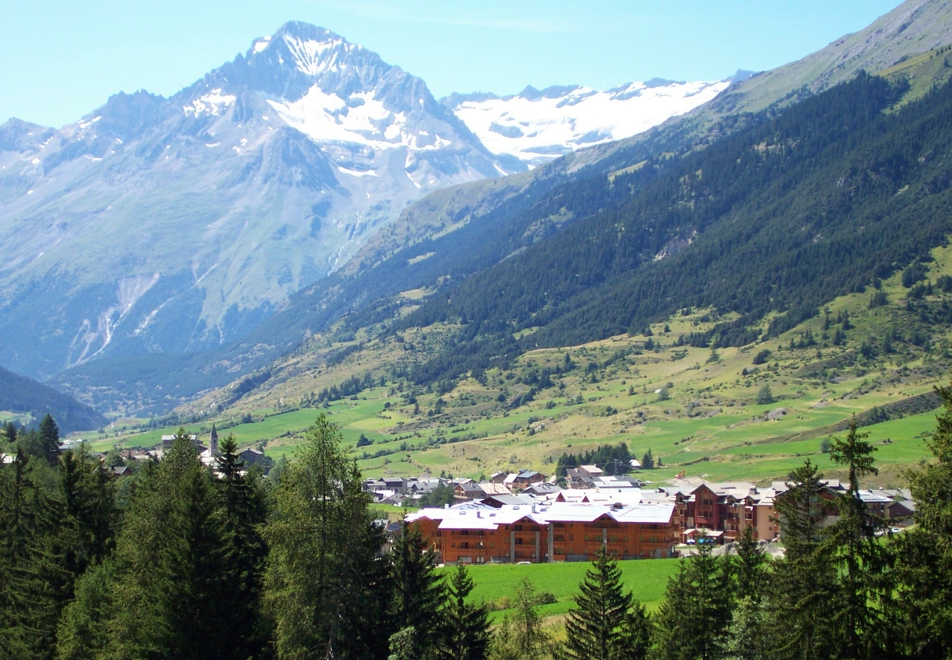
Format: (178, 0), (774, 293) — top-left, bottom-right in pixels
(1, 0), (903, 128)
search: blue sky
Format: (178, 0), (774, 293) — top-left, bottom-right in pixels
(2, 0), (901, 128)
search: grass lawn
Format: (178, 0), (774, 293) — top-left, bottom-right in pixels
(442, 558), (681, 619)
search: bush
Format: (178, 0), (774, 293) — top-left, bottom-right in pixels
(752, 349), (771, 365)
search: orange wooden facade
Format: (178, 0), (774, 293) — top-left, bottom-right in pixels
(411, 510), (678, 564)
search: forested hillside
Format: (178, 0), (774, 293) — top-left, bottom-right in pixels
(396, 74), (952, 384)
(0, 365), (104, 433)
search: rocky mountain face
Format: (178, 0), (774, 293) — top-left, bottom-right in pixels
(0, 22), (514, 379)
(444, 78), (733, 167)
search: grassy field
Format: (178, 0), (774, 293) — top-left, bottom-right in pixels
(441, 558), (681, 620)
(80, 245), (952, 488)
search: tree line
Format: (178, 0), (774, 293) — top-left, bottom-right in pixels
(4, 376), (952, 658)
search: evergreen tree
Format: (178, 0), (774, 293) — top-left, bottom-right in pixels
(766, 460), (837, 660)
(618, 600), (651, 660)
(37, 414), (60, 466)
(724, 596), (770, 660)
(828, 416), (882, 659)
(2, 420), (16, 446)
(264, 414), (391, 660)
(0, 451), (68, 660)
(886, 381), (952, 657)
(392, 522), (445, 658)
(438, 564), (490, 660)
(733, 525), (766, 603)
(55, 558), (117, 660)
(215, 434), (270, 659)
(390, 627), (419, 660)
(563, 547), (648, 660)
(652, 537), (732, 660)
(641, 449), (654, 470)
(92, 429), (238, 659)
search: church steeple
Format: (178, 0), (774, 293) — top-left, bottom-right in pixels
(210, 424), (219, 456)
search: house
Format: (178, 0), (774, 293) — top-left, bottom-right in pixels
(238, 448), (265, 465)
(480, 482), (513, 497)
(454, 482), (487, 501)
(407, 500), (679, 564)
(522, 482), (562, 496)
(565, 468), (595, 489)
(674, 482), (780, 543)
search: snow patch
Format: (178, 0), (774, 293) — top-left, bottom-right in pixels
(337, 166), (378, 177)
(282, 34), (349, 76)
(253, 36), (271, 53)
(183, 89), (236, 117)
(268, 85), (415, 148)
(452, 80), (730, 165)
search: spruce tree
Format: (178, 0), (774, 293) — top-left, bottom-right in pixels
(490, 578), (550, 660)
(37, 414), (60, 466)
(733, 525), (766, 603)
(563, 547), (644, 660)
(2, 420), (16, 446)
(653, 538), (732, 660)
(766, 460), (837, 660)
(98, 429), (237, 659)
(886, 381), (952, 657)
(392, 522), (445, 658)
(437, 564), (490, 660)
(215, 434), (269, 659)
(828, 416), (882, 659)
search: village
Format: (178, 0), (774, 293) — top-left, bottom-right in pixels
(363, 465), (917, 565)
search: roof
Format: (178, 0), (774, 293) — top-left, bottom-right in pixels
(480, 482), (512, 496)
(408, 501), (675, 529)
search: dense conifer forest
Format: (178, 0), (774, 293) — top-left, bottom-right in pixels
(397, 74), (952, 386)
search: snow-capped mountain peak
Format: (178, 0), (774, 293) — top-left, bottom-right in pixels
(0, 22), (510, 378)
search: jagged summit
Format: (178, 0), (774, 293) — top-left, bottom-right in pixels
(0, 21), (509, 380)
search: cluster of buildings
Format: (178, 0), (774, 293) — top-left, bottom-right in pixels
(364, 467), (642, 505)
(402, 474), (917, 565)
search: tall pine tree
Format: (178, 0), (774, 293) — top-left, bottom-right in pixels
(437, 564), (490, 660)
(391, 522), (445, 659)
(828, 416), (883, 659)
(653, 537), (733, 660)
(563, 547), (649, 660)
(766, 460), (837, 660)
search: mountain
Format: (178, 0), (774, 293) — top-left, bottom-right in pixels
(51, 0), (952, 416)
(444, 78), (734, 167)
(0, 365), (105, 434)
(709, 0), (952, 116)
(0, 22), (514, 380)
(157, 74), (952, 487)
